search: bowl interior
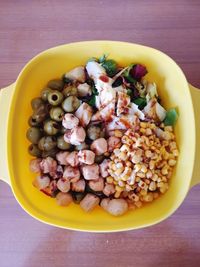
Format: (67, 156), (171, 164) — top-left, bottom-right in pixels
(7, 41), (195, 231)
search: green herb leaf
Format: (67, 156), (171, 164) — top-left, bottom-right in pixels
(91, 84), (99, 95)
(123, 64), (136, 83)
(164, 108), (178, 126)
(88, 95), (96, 107)
(99, 54), (108, 63)
(133, 97), (147, 110)
(87, 57), (98, 63)
(102, 59), (118, 76)
(127, 89), (133, 97)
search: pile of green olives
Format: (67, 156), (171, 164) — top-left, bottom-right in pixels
(27, 78), (80, 157)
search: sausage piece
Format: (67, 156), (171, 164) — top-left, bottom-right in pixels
(80, 193), (100, 212)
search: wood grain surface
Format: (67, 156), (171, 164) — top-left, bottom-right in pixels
(0, 1), (200, 266)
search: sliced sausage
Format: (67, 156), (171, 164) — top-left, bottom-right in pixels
(78, 150), (95, 165)
(81, 164), (99, 180)
(107, 136), (121, 152)
(63, 166), (80, 183)
(99, 159), (110, 178)
(80, 193), (100, 212)
(90, 138), (108, 155)
(33, 175), (50, 190)
(40, 157), (57, 174)
(29, 158), (42, 173)
(89, 177), (104, 192)
(56, 151), (70, 165)
(56, 192), (73, 206)
(57, 178), (70, 193)
(71, 179), (86, 192)
(66, 151), (79, 167)
(103, 183), (116, 197)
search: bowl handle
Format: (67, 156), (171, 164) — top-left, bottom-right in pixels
(0, 83), (15, 185)
(189, 84), (200, 187)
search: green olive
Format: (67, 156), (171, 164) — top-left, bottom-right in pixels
(42, 147), (58, 158)
(28, 144), (42, 157)
(48, 90), (64, 106)
(87, 125), (102, 140)
(94, 155), (104, 164)
(31, 97), (44, 110)
(26, 127), (42, 144)
(38, 136), (57, 151)
(47, 79), (64, 91)
(62, 85), (78, 97)
(62, 96), (80, 112)
(44, 120), (60, 135)
(41, 87), (53, 101)
(60, 126), (67, 134)
(57, 135), (71, 150)
(50, 107), (64, 122)
(28, 116), (41, 127)
(32, 104), (48, 123)
(75, 142), (89, 151)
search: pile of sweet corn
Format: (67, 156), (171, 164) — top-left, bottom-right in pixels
(107, 121), (179, 209)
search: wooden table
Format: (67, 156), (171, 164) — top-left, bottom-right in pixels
(0, 1), (200, 266)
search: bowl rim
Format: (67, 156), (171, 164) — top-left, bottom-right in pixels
(7, 40), (196, 232)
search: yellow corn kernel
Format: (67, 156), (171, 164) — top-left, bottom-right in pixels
(118, 180), (125, 187)
(114, 129), (123, 138)
(140, 165), (147, 173)
(134, 163), (141, 172)
(115, 185), (124, 192)
(135, 201), (143, 208)
(113, 148), (120, 156)
(146, 128), (152, 136)
(159, 183), (169, 194)
(114, 191), (121, 198)
(152, 173), (158, 181)
(149, 181), (156, 191)
(161, 166), (168, 175)
(168, 159), (177, 166)
(106, 176), (114, 184)
(146, 170), (152, 179)
(121, 144), (130, 152)
(118, 151), (128, 161)
(125, 184), (133, 191)
(144, 178), (150, 185)
(153, 192), (159, 199)
(137, 172), (145, 178)
(162, 176), (167, 182)
(150, 123), (156, 130)
(164, 126), (173, 132)
(121, 175), (130, 181)
(126, 161), (132, 167)
(115, 168), (124, 176)
(143, 193), (154, 202)
(140, 128), (146, 134)
(149, 160), (155, 170)
(140, 122), (147, 128)
(145, 150), (152, 158)
(169, 141), (177, 150)
(140, 189), (147, 196)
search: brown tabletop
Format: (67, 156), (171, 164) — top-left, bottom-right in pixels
(0, 1), (200, 266)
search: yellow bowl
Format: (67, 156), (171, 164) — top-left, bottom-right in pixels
(0, 41), (200, 232)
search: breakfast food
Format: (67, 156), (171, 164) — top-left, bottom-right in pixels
(27, 54), (179, 216)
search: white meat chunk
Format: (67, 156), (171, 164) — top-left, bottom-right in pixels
(75, 103), (93, 127)
(62, 113), (79, 129)
(77, 83), (92, 97)
(116, 91), (131, 116)
(86, 61), (106, 81)
(64, 66), (86, 83)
